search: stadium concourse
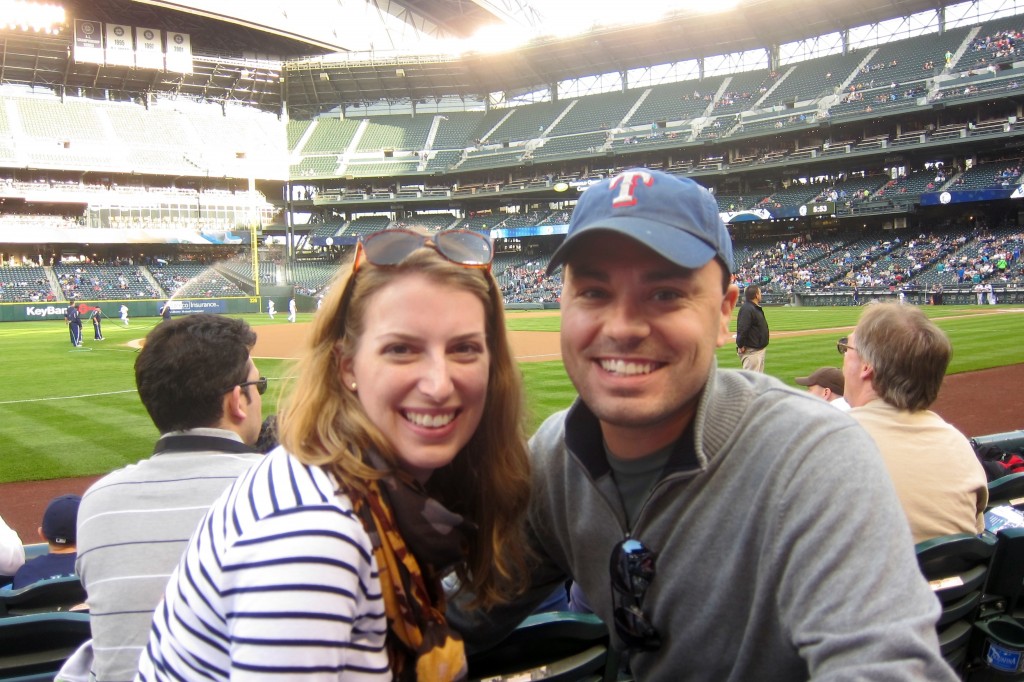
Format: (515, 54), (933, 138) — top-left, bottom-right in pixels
(0, 312), (1021, 542)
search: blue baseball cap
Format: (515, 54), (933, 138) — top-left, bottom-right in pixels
(42, 494), (81, 545)
(547, 168), (733, 275)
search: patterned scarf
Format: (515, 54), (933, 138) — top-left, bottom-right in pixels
(349, 461), (471, 681)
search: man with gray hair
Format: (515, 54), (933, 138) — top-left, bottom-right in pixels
(841, 302), (987, 543)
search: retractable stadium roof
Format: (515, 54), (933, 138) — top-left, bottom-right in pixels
(1, 0), (948, 112)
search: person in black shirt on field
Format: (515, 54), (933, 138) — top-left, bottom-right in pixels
(65, 301), (83, 347)
(92, 307), (105, 340)
(736, 284), (769, 373)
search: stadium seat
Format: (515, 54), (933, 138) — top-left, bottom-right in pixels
(915, 532), (998, 672)
(0, 611), (90, 680)
(972, 430), (1024, 454)
(466, 611), (616, 682)
(988, 473), (1024, 511)
(985, 528), (1024, 617)
(22, 545), (47, 562)
(0, 576), (86, 617)
(966, 528), (1024, 679)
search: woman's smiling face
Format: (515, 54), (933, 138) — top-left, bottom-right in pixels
(341, 272), (489, 482)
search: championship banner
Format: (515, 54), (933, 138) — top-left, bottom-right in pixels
(73, 19), (104, 65)
(165, 32), (194, 74)
(135, 27), (164, 70)
(105, 23), (135, 67)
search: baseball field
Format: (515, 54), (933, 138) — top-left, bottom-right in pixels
(0, 304), (1022, 538)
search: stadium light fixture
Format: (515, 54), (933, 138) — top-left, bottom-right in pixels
(535, 0), (740, 40)
(460, 23), (534, 55)
(0, 0), (65, 33)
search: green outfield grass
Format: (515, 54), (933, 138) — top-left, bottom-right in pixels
(1, 305), (1022, 484)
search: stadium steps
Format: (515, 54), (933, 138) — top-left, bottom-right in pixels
(479, 109), (515, 145)
(840, 48), (880, 93)
(2, 99), (27, 166)
(949, 26), (983, 70)
(709, 79), (731, 117)
(758, 66), (794, 106)
(139, 267), (164, 296)
(543, 100), (577, 137)
(338, 119), (371, 171)
(43, 267), (61, 299)
(620, 89), (652, 129)
(290, 120), (319, 160)
(424, 115), (442, 148)
(214, 263), (256, 295)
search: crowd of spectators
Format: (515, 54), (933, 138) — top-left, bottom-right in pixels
(0, 270), (56, 302)
(1, 224), (1022, 306)
(499, 265), (562, 304)
(965, 29), (1024, 69)
(56, 266), (161, 301)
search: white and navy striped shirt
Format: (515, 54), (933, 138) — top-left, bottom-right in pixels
(136, 447), (389, 681)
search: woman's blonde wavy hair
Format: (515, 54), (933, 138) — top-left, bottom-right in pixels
(277, 245), (531, 608)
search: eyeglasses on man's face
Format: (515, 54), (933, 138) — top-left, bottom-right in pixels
(837, 337), (857, 355)
(610, 538), (661, 651)
(238, 377), (268, 395)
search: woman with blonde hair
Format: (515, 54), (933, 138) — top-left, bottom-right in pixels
(137, 229), (531, 681)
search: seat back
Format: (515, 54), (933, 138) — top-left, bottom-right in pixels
(987, 473), (1024, 512)
(467, 611), (614, 682)
(972, 430), (1024, 454)
(0, 611), (91, 679)
(0, 576), (87, 617)
(916, 533), (998, 672)
(0, 547), (48, 590)
(986, 527), (1024, 615)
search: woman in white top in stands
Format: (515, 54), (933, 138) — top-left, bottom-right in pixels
(0, 514), (25, 577)
(136, 229), (531, 681)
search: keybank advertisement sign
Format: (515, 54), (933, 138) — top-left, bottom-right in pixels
(166, 300), (228, 314)
(25, 305), (71, 319)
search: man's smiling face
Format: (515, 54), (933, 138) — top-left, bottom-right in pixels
(560, 232), (737, 457)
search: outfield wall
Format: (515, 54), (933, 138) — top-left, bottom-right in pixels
(793, 286), (1024, 306)
(0, 297), (262, 322)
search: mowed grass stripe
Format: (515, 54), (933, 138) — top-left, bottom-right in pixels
(520, 362), (576, 432)
(1, 398), (152, 479)
(1, 307), (1022, 484)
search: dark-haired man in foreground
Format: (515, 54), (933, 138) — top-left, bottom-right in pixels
(68, 315), (265, 682)
(452, 168), (954, 681)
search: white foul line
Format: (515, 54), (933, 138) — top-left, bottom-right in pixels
(0, 389), (138, 406)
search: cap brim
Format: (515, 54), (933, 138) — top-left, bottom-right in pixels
(794, 377), (812, 386)
(546, 219), (718, 275)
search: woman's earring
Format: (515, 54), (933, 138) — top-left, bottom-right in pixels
(350, 382), (358, 392)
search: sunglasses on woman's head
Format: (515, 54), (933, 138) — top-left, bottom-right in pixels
(337, 229), (494, 340)
(353, 229), (493, 273)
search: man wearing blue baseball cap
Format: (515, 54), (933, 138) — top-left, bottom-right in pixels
(452, 169), (953, 680)
(9, 494), (81, 589)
